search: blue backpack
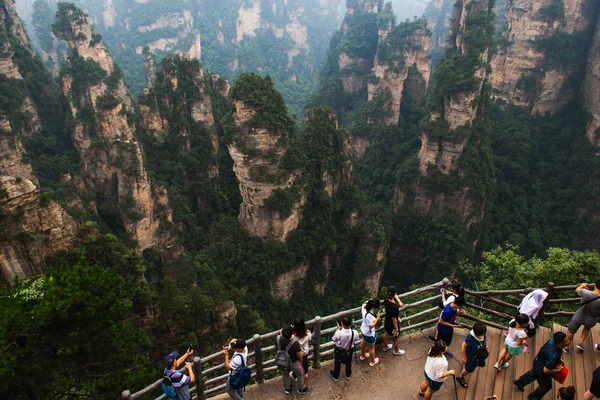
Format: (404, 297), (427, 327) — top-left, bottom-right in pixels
(161, 375), (178, 399)
(229, 354), (251, 389)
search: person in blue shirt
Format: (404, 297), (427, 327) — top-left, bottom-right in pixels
(456, 321), (487, 388)
(514, 331), (570, 399)
(434, 297), (466, 358)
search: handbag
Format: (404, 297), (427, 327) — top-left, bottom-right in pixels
(552, 363), (569, 384)
(334, 331), (354, 363)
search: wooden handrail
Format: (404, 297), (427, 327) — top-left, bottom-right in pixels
(125, 279), (448, 399)
(124, 278), (591, 399)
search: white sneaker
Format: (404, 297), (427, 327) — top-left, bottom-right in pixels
(382, 344), (393, 352)
(393, 349), (405, 356)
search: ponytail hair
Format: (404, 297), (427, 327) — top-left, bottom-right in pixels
(366, 298), (380, 312)
(558, 386), (576, 400)
(428, 340), (446, 357)
(452, 281), (465, 298)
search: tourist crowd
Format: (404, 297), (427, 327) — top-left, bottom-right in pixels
(160, 278), (600, 400)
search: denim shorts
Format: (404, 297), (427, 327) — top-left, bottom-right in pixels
(424, 371), (443, 391)
(363, 334), (376, 345)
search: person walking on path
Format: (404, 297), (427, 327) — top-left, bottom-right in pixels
(163, 348), (195, 400)
(456, 322), (488, 388)
(330, 316), (360, 381)
(360, 298), (383, 366)
(435, 296), (466, 358)
(417, 340), (456, 399)
(518, 289), (549, 336)
(290, 318), (311, 383)
(564, 279), (600, 353)
(276, 325), (312, 395)
(224, 339), (248, 399)
(513, 331), (570, 400)
(382, 286), (406, 356)
(584, 366), (600, 400)
(495, 314), (530, 370)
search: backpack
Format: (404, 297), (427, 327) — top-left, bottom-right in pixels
(229, 353), (251, 389)
(162, 375), (178, 399)
(274, 335), (295, 370)
(474, 337), (489, 367)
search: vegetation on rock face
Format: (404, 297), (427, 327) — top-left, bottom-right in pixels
(3, 0), (600, 398)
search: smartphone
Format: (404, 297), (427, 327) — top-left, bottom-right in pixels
(485, 397), (495, 400)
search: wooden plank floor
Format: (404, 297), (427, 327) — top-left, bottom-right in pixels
(211, 324), (599, 400)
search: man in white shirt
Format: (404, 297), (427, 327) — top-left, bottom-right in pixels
(330, 317), (359, 381)
(224, 339), (248, 399)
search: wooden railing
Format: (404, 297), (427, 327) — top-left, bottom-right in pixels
(121, 278), (449, 400)
(121, 279), (590, 400)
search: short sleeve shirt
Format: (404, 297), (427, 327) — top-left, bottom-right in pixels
(229, 348), (248, 374)
(505, 324), (528, 348)
(384, 299), (400, 332)
(575, 289), (600, 326)
(278, 336), (301, 363)
(361, 306), (377, 337)
(164, 368), (191, 400)
(533, 339), (562, 374)
(438, 304), (458, 334)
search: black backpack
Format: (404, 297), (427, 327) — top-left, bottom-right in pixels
(474, 337), (489, 367)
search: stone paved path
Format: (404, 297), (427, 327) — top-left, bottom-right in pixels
(213, 326), (467, 400)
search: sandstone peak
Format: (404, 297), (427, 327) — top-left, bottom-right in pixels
(53, 3), (114, 74)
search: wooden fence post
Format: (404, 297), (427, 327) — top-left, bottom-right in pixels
(253, 333), (264, 384)
(312, 316), (322, 369)
(193, 356), (205, 400)
(121, 390), (132, 400)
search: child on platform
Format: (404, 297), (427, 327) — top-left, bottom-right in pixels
(495, 314), (530, 370)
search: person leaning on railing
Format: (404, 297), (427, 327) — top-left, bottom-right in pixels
(564, 279), (600, 354)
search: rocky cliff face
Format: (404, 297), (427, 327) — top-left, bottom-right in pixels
(227, 90), (304, 240)
(335, 0), (384, 94)
(367, 18), (432, 125)
(53, 4), (172, 250)
(583, 15), (600, 146)
(490, 0), (597, 114)
(0, 176), (84, 288)
(395, 0), (495, 248)
(139, 54), (220, 185)
(0, 0), (41, 185)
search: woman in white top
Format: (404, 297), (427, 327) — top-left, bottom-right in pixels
(291, 318), (312, 381)
(360, 298), (382, 367)
(495, 314), (529, 370)
(418, 340), (456, 399)
(518, 289), (548, 331)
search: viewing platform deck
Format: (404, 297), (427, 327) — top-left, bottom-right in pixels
(123, 280), (600, 400)
(214, 324), (600, 400)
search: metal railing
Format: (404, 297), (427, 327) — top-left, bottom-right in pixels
(121, 279), (588, 400)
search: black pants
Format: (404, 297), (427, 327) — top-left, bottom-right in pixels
(515, 369), (553, 400)
(331, 350), (352, 379)
(437, 328), (454, 347)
